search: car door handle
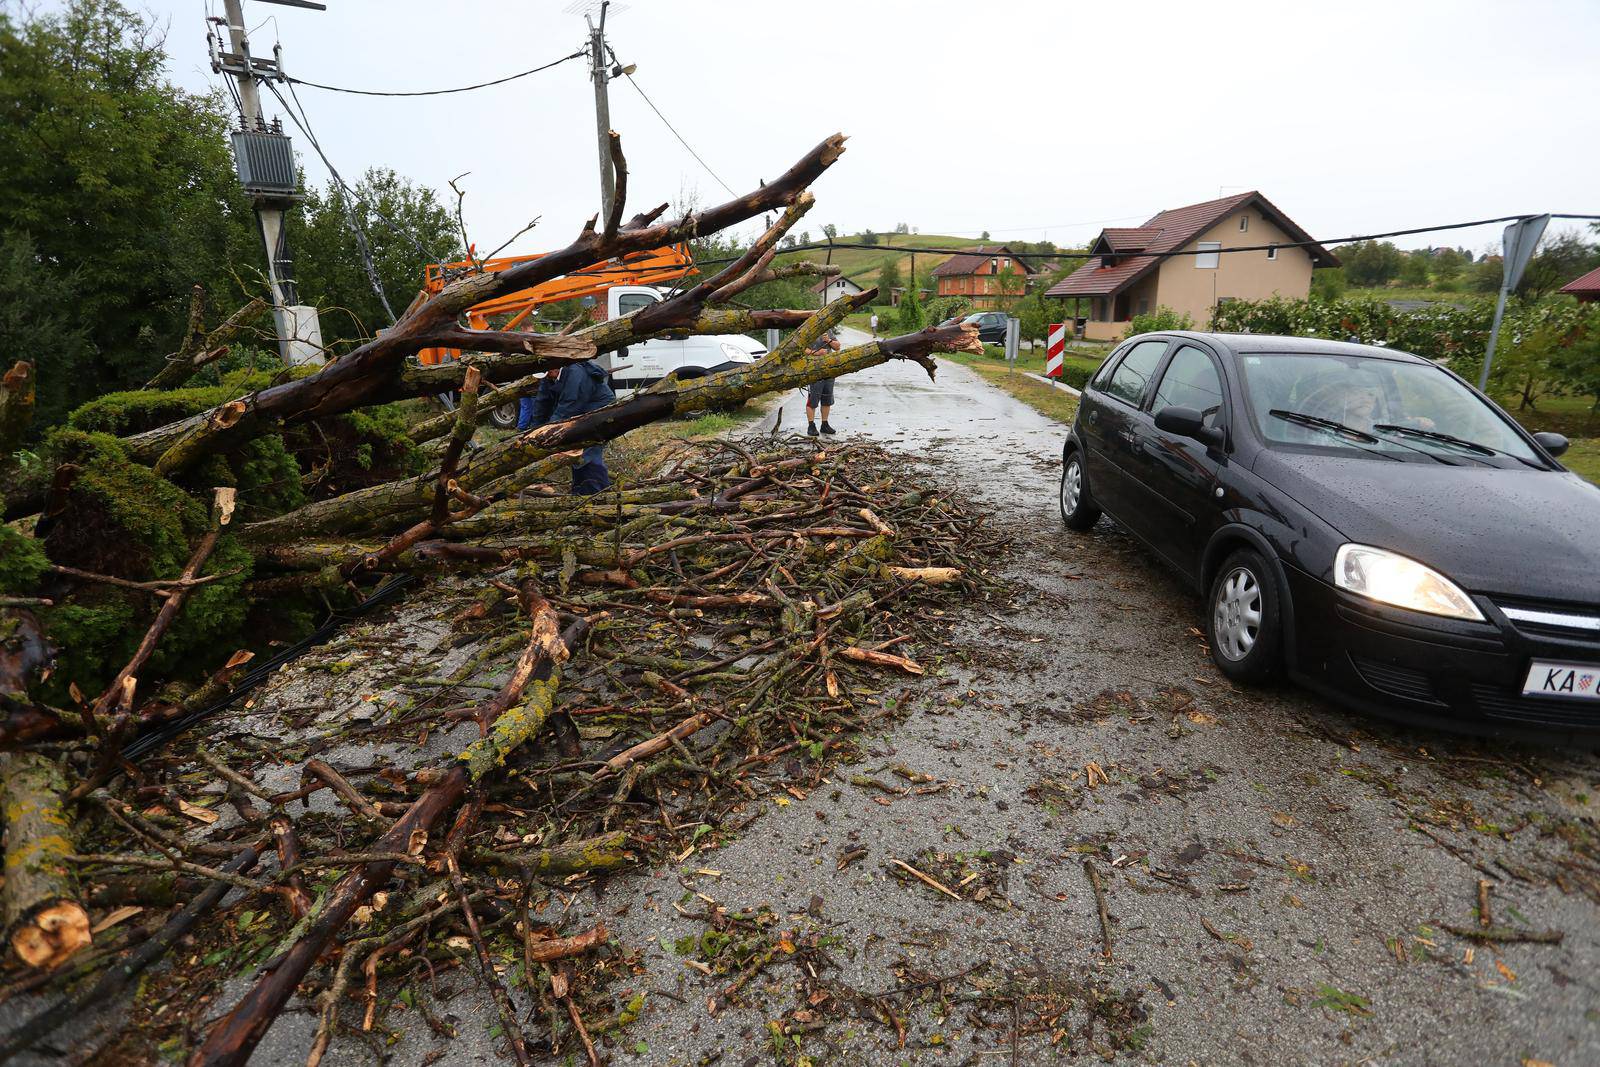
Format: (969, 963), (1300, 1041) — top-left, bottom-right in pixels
(1118, 429), (1136, 444)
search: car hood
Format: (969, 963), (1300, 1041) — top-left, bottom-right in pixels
(1253, 451), (1600, 601)
(686, 334), (763, 359)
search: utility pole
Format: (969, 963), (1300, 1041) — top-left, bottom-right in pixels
(587, 2), (616, 220)
(211, 0), (325, 366)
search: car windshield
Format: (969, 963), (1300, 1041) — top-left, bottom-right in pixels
(961, 314), (985, 324)
(1237, 352), (1543, 466)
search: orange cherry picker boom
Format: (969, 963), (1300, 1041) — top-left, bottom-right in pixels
(414, 242), (696, 366)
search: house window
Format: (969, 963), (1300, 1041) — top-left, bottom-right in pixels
(1196, 242), (1221, 269)
(1137, 298), (1150, 315)
(1238, 216), (1249, 232)
(1001, 258), (1010, 269)
(1266, 245), (1278, 261)
(990, 259), (998, 272)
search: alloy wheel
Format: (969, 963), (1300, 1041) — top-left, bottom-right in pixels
(1213, 566), (1262, 661)
(1062, 458), (1082, 515)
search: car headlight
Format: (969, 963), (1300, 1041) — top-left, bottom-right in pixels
(720, 342), (754, 363)
(1333, 544), (1484, 621)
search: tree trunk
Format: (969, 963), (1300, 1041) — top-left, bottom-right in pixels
(1, 752), (89, 969)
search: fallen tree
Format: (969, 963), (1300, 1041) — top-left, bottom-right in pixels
(0, 129), (989, 1063)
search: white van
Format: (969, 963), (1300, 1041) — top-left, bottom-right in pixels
(486, 285), (768, 428)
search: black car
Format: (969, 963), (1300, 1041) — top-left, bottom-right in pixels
(1060, 331), (1600, 738)
(961, 311), (1010, 345)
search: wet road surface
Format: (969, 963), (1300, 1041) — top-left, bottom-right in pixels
(595, 342), (1600, 1065)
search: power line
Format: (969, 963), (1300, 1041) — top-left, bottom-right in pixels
(266, 79), (408, 321)
(285, 49), (585, 97)
(618, 67), (738, 199)
(739, 213), (1600, 267)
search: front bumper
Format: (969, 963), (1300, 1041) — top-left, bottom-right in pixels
(1283, 564), (1600, 736)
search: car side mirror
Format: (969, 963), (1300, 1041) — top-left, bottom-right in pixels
(1154, 405), (1225, 448)
(1533, 431), (1569, 458)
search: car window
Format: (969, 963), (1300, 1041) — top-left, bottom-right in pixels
(1151, 345), (1225, 427)
(1103, 340), (1167, 406)
(616, 292), (657, 316)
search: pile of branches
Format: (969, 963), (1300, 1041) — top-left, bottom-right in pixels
(0, 131), (985, 1063)
(0, 438), (1005, 1063)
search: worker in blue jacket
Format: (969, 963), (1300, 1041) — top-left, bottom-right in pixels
(517, 362), (616, 495)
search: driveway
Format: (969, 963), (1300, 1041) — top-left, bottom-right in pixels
(598, 333), (1600, 1065)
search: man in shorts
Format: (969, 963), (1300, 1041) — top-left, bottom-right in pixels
(805, 328), (841, 436)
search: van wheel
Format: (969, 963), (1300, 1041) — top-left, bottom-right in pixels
(487, 401), (520, 431)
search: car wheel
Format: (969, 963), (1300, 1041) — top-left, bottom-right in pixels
(1206, 548), (1282, 682)
(487, 401), (520, 431)
(1060, 450), (1101, 530)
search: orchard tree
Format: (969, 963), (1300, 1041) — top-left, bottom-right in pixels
(1518, 232), (1600, 301)
(877, 259), (903, 298)
(1340, 240), (1404, 287)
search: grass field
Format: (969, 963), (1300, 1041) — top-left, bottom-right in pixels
(1561, 437), (1600, 483)
(777, 232), (988, 290)
(942, 350), (1082, 424)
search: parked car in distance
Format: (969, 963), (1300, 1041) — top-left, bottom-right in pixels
(1059, 331), (1600, 739)
(485, 285), (767, 428)
(961, 311), (1010, 345)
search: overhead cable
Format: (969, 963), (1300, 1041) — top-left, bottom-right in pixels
(285, 50), (585, 97)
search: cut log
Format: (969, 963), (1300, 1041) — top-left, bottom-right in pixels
(884, 565), (963, 585)
(1, 752), (89, 968)
(834, 645), (925, 675)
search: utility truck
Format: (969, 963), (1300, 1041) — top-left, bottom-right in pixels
(417, 244), (767, 428)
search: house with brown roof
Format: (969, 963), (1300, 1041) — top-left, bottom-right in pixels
(1559, 265), (1600, 302)
(931, 245), (1036, 310)
(1046, 192), (1338, 341)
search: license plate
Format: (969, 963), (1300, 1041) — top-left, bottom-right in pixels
(1522, 661), (1600, 700)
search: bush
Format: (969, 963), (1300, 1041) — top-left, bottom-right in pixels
(1127, 306), (1193, 336)
(0, 524), (48, 595)
(924, 296), (971, 325)
(896, 288), (926, 332)
(1311, 268), (1348, 301)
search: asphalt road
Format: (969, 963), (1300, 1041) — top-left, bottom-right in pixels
(17, 339), (1595, 1066)
(594, 338), (1600, 1066)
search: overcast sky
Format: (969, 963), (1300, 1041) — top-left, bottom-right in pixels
(133, 0), (1600, 258)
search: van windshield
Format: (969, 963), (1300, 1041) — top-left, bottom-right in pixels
(1237, 353), (1543, 466)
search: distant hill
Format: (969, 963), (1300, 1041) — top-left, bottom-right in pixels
(775, 233), (990, 295)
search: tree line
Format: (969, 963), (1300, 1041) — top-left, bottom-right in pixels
(0, 0), (461, 428)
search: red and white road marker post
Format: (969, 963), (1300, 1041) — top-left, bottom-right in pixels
(1046, 323), (1067, 377)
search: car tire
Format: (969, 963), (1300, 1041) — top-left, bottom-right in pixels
(1206, 548), (1282, 682)
(487, 400), (520, 431)
(1060, 449), (1101, 530)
